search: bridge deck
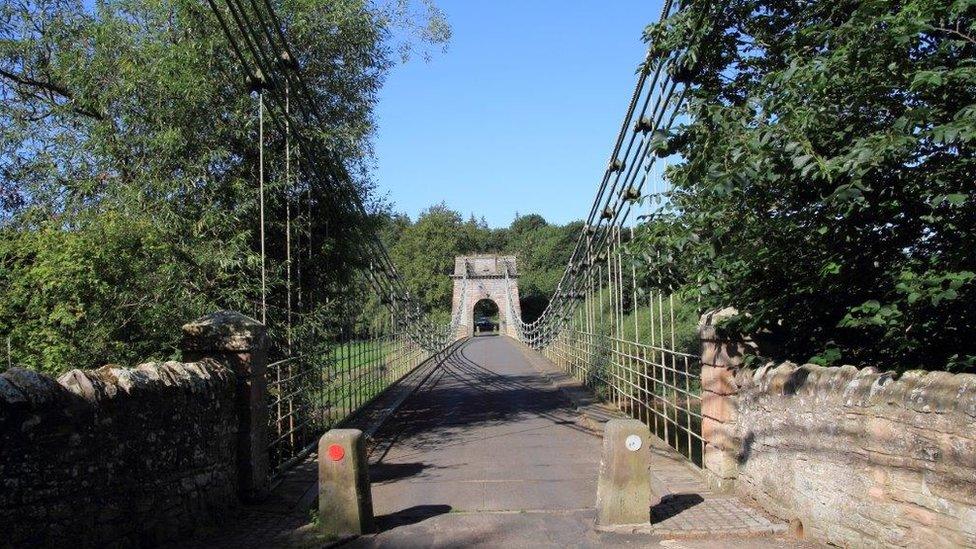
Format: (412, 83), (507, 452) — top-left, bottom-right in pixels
(368, 335), (601, 517)
(178, 336), (807, 548)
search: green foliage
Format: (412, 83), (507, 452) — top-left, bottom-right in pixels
(387, 205), (581, 323)
(634, 0), (976, 371)
(506, 217), (583, 322)
(617, 291), (701, 359)
(389, 204), (483, 321)
(0, 0), (449, 374)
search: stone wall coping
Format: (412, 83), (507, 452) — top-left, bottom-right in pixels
(736, 361), (976, 420)
(1, 367), (65, 407)
(181, 310), (268, 353)
(0, 360), (232, 413)
(1, 309), (257, 547)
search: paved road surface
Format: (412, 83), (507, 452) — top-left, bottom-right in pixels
(350, 336), (809, 548)
(176, 336), (814, 548)
(367, 335), (602, 517)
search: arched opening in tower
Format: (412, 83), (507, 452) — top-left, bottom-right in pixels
(472, 299), (500, 335)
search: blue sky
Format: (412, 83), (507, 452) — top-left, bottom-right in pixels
(372, 0), (663, 228)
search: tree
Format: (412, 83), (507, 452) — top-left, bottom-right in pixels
(389, 204), (479, 319)
(509, 213), (548, 235)
(383, 205), (582, 323)
(635, 0), (976, 371)
(505, 216), (583, 322)
(0, 0), (449, 373)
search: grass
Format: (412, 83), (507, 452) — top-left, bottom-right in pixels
(267, 335), (431, 472)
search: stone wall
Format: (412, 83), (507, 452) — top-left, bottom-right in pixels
(0, 361), (237, 547)
(729, 362), (976, 547)
(0, 311), (267, 548)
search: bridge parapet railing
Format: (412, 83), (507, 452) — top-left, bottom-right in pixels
(513, 224), (704, 468)
(266, 308), (456, 478)
(539, 290), (704, 468)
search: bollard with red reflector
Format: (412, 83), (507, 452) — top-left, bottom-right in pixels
(318, 429), (374, 537)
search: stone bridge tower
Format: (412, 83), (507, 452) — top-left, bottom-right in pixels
(450, 255), (522, 338)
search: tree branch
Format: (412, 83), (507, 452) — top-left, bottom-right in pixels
(0, 67), (104, 120)
(931, 25), (976, 46)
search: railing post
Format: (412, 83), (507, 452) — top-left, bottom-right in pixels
(182, 310), (270, 501)
(698, 307), (754, 492)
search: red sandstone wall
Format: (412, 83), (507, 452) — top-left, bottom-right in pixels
(731, 363), (976, 547)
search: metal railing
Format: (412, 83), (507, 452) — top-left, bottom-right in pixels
(516, 227), (704, 468)
(543, 327), (703, 467)
(266, 310), (454, 478)
(197, 0), (465, 479)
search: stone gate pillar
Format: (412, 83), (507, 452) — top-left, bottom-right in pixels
(182, 310), (270, 501)
(698, 307), (755, 492)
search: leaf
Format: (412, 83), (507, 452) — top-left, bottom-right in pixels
(792, 154), (813, 169)
(809, 346), (842, 366)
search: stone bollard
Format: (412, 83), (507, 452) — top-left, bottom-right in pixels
(318, 429), (374, 538)
(181, 310), (269, 501)
(595, 419), (656, 528)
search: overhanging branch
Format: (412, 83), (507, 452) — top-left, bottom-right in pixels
(0, 67), (105, 120)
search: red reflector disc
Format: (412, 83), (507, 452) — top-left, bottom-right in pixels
(327, 444), (345, 461)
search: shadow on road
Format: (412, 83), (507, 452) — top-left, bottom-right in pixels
(370, 462), (433, 484)
(373, 504), (453, 532)
(367, 338), (599, 470)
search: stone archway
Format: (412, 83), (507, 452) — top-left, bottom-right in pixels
(450, 255), (522, 338)
(471, 298), (500, 334)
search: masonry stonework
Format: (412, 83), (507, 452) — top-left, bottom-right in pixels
(732, 363), (976, 547)
(450, 255), (522, 338)
(698, 307), (755, 491)
(182, 310), (270, 500)
(698, 311), (976, 547)
(0, 311), (267, 547)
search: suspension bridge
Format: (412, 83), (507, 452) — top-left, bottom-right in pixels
(198, 0), (711, 491)
(2, 0), (974, 547)
(160, 0), (803, 545)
